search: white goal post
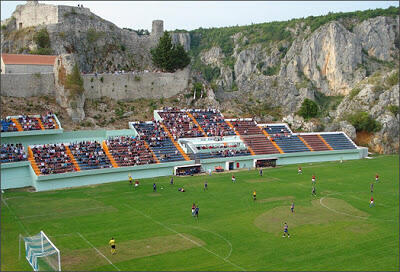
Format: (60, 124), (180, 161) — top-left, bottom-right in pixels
(20, 231), (61, 271)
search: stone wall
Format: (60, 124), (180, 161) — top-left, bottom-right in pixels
(0, 73), (55, 97)
(4, 64), (54, 74)
(12, 2), (58, 29)
(83, 68), (190, 100)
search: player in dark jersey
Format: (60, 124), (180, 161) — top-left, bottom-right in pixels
(291, 202), (295, 213)
(282, 223), (290, 237)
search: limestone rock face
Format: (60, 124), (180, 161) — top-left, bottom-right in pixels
(171, 32), (191, 51)
(339, 121), (356, 141)
(284, 21), (363, 96)
(54, 54), (85, 122)
(353, 16), (399, 62)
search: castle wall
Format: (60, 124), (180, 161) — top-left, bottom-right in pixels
(0, 73), (55, 97)
(13, 3), (58, 29)
(83, 68), (190, 100)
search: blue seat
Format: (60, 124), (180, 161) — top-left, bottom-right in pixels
(321, 133), (356, 150)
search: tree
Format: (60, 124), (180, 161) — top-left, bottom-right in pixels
(65, 64), (84, 96)
(151, 31), (190, 72)
(297, 98), (319, 120)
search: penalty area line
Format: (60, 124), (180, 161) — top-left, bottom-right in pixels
(77, 232), (120, 271)
(128, 206), (246, 271)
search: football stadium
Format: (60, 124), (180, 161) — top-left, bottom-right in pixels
(1, 110), (398, 271)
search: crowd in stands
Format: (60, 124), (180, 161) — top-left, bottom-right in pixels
(0, 143), (27, 163)
(18, 115), (41, 131)
(31, 143), (76, 175)
(190, 109), (235, 137)
(1, 118), (18, 132)
(135, 121), (168, 142)
(69, 141), (112, 170)
(106, 136), (156, 167)
(40, 112), (58, 129)
(159, 108), (204, 138)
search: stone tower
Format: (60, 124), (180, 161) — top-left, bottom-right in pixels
(151, 20), (164, 37)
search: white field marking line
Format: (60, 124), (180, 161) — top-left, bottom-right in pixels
(19, 206), (109, 219)
(1, 197), (30, 236)
(130, 206), (246, 271)
(170, 223), (233, 260)
(319, 193), (395, 222)
(77, 232), (120, 271)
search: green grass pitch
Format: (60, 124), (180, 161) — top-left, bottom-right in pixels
(1, 155), (399, 271)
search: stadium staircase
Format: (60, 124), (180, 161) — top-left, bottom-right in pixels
(297, 135), (314, 151)
(64, 145), (81, 171)
(261, 129), (284, 154)
(11, 118), (23, 131)
(317, 134), (334, 150)
(102, 141), (120, 167)
(27, 146), (41, 175)
(160, 123), (190, 161)
(186, 112), (207, 137)
(36, 118), (45, 130)
(143, 140), (161, 163)
(225, 120), (255, 155)
(299, 134), (331, 151)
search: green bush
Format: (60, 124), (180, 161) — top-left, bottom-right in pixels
(349, 87), (361, 99)
(387, 105), (399, 115)
(134, 75), (141, 81)
(192, 82), (203, 99)
(385, 72), (399, 87)
(263, 64), (280, 76)
(33, 28), (50, 49)
(347, 111), (382, 132)
(297, 98), (319, 120)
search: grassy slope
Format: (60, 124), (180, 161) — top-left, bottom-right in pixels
(1, 155), (398, 271)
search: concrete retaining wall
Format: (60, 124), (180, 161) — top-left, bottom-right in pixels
(0, 73), (55, 97)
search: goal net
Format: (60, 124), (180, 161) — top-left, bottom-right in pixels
(21, 231), (61, 271)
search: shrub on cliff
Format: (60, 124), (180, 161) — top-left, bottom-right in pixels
(297, 98), (319, 120)
(65, 64), (85, 96)
(32, 28), (53, 55)
(347, 111), (382, 133)
(151, 31), (190, 72)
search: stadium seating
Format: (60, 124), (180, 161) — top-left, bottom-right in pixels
(158, 108), (204, 138)
(133, 122), (185, 162)
(299, 134), (331, 151)
(189, 109), (235, 137)
(189, 148), (251, 160)
(229, 120), (279, 155)
(69, 141), (113, 170)
(1, 119), (18, 132)
(0, 143), (28, 163)
(106, 136), (156, 167)
(321, 133), (357, 150)
(272, 135), (310, 153)
(31, 143), (76, 175)
(264, 125), (291, 135)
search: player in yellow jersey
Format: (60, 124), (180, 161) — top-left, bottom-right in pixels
(128, 174), (133, 187)
(109, 237), (116, 255)
(253, 190), (256, 201)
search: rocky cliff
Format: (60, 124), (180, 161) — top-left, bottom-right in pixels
(190, 9), (399, 153)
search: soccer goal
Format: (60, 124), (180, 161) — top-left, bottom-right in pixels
(20, 231), (61, 271)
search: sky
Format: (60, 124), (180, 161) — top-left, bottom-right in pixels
(1, 1), (398, 31)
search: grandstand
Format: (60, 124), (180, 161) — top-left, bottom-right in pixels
(1, 109), (367, 191)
